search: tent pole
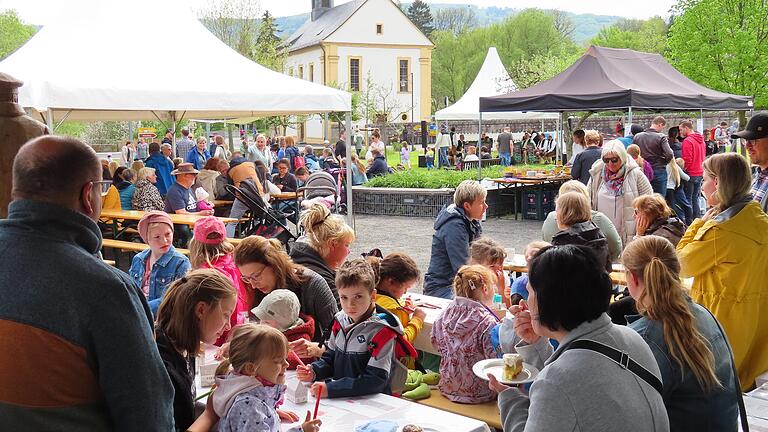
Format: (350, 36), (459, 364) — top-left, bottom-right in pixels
(628, 107), (633, 132)
(344, 111), (354, 231)
(478, 112), (483, 180)
(206, 122), (211, 147)
(128, 121), (134, 143)
(54, 110), (73, 132)
(171, 111), (177, 158)
(45, 109), (54, 132)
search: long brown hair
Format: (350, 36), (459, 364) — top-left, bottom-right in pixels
(622, 236), (721, 391)
(366, 252), (420, 296)
(234, 235), (307, 290)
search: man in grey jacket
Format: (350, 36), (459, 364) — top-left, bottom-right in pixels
(732, 113), (768, 213)
(633, 116), (673, 195)
(498, 127), (513, 166)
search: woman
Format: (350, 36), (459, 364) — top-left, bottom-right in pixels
(551, 192), (611, 271)
(234, 235), (338, 343)
(588, 140), (653, 246)
(132, 167), (165, 211)
(490, 244), (669, 431)
(668, 126), (683, 158)
(677, 153), (768, 390)
(542, 180), (622, 261)
(112, 166), (136, 211)
(633, 194), (686, 246)
(623, 236), (740, 431)
(197, 157), (221, 201)
(289, 204), (355, 308)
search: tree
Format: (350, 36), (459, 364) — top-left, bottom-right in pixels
(590, 17), (668, 54)
(198, 0), (261, 58)
(550, 10), (575, 40)
(433, 7), (477, 35)
(668, 0), (768, 108)
(0, 10), (36, 59)
(253, 11), (287, 72)
(406, 0), (434, 38)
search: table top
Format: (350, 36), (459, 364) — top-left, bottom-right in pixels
(271, 191), (300, 200)
(213, 200), (233, 207)
(100, 209), (239, 226)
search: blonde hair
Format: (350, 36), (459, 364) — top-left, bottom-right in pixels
(285, 135), (296, 147)
(602, 140), (629, 166)
(336, 258), (377, 292)
(224, 324), (288, 375)
(558, 180), (590, 198)
(702, 153), (753, 212)
(234, 235), (307, 289)
(584, 130), (601, 147)
(633, 193), (672, 220)
(470, 237), (507, 265)
(626, 144), (645, 167)
(156, 269), (237, 355)
(556, 192), (591, 227)
(189, 237), (235, 269)
(137, 167), (156, 181)
(668, 158), (681, 188)
(622, 236), (721, 391)
(454, 180), (487, 207)
(108, 160), (119, 177)
(299, 204), (355, 258)
(525, 240), (550, 258)
(453, 264), (496, 300)
(131, 160), (145, 173)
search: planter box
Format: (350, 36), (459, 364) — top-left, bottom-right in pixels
(352, 186), (515, 218)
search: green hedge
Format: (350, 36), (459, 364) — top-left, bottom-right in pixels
(364, 166), (508, 189)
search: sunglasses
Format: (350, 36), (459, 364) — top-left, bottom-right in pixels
(602, 157), (620, 164)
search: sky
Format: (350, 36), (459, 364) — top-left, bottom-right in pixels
(2, 0), (677, 26)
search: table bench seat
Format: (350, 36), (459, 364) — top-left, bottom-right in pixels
(416, 389), (502, 430)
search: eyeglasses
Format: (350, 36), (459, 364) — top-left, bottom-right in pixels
(241, 266), (268, 284)
(93, 180), (112, 196)
(602, 157), (620, 164)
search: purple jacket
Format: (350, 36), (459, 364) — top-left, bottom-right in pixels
(430, 297), (498, 403)
(642, 159), (654, 183)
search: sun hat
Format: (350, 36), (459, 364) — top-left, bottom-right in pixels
(193, 216), (226, 245)
(251, 289), (301, 331)
(137, 211), (174, 243)
(170, 162), (199, 176)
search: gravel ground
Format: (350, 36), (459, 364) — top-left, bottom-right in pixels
(345, 213), (544, 293)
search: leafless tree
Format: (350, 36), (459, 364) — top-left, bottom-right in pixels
(433, 7), (478, 35)
(549, 10), (575, 39)
(198, 0), (261, 58)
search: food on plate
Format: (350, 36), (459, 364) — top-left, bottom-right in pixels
(402, 425), (423, 432)
(502, 353), (523, 380)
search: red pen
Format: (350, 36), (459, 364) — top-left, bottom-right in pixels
(288, 350), (305, 367)
(313, 392), (321, 420)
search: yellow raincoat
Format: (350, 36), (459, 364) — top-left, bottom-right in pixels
(677, 200), (768, 390)
(376, 293), (423, 343)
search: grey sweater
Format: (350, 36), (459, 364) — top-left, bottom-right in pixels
(498, 314), (669, 432)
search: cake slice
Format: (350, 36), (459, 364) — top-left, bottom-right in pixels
(502, 353), (523, 381)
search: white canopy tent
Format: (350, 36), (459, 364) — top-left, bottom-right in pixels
(435, 48), (558, 122)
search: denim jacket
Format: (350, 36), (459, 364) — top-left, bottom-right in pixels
(129, 247), (190, 316)
(628, 299), (739, 432)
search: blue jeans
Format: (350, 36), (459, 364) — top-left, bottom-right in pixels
(438, 147), (448, 168)
(650, 167), (668, 196)
(423, 284), (454, 299)
(499, 152), (512, 166)
(684, 176), (703, 223)
(667, 187), (691, 223)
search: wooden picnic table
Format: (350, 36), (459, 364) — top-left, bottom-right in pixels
(213, 199), (233, 207)
(100, 209), (238, 227)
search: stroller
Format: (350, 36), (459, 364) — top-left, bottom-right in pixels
(225, 180), (297, 248)
(298, 170), (346, 214)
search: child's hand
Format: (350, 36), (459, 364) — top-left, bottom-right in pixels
(301, 411), (322, 432)
(310, 382), (328, 398)
(412, 307), (426, 322)
(214, 342), (230, 361)
(296, 364), (315, 382)
(277, 409), (299, 423)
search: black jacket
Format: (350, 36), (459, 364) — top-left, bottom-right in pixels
(155, 329), (196, 432)
(645, 216), (687, 247)
(571, 147), (602, 185)
(290, 240), (340, 308)
(552, 221), (612, 272)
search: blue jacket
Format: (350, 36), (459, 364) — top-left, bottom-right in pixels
(186, 147), (211, 171)
(284, 146), (300, 171)
(366, 155), (388, 178)
(304, 153), (320, 172)
(628, 299), (739, 432)
(145, 152), (174, 196)
(116, 182), (135, 210)
(423, 204), (482, 298)
(129, 247), (190, 316)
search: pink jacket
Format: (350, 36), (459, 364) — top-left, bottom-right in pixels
(430, 296), (498, 403)
(201, 253), (249, 345)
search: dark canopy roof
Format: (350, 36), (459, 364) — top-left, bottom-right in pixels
(479, 46), (753, 113)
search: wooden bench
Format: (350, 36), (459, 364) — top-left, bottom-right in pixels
(463, 158), (501, 170)
(416, 389), (502, 430)
(102, 239), (189, 255)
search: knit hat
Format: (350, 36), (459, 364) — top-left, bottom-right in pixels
(251, 289), (301, 331)
(193, 216), (226, 245)
(195, 187), (210, 202)
(137, 211), (174, 243)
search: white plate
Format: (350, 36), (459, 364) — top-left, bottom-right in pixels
(472, 358), (539, 385)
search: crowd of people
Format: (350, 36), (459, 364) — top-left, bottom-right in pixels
(0, 112), (767, 431)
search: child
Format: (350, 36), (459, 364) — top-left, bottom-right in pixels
(425, 146), (435, 169)
(190, 216), (250, 345)
(370, 253), (425, 343)
(252, 289), (316, 368)
(129, 211), (190, 316)
(399, 141), (411, 169)
(155, 269), (237, 431)
(469, 237), (509, 307)
(213, 324), (322, 432)
(296, 258), (410, 398)
(667, 157), (692, 223)
(294, 166), (309, 188)
(195, 187), (214, 211)
(509, 240), (550, 305)
(430, 265), (500, 404)
(463, 145), (480, 162)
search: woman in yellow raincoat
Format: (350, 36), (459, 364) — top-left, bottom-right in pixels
(677, 153), (768, 390)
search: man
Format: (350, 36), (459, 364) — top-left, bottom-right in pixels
(144, 141), (174, 196)
(424, 180), (485, 299)
(616, 125), (633, 148)
(497, 126), (513, 166)
(225, 156), (261, 237)
(679, 120), (706, 223)
(185, 137), (210, 171)
(161, 128), (173, 145)
(435, 126), (451, 168)
(334, 131), (347, 161)
(0, 136), (174, 430)
(175, 127), (194, 159)
(633, 116), (674, 195)
(715, 121), (730, 153)
(160, 142), (173, 160)
(353, 127), (364, 156)
(164, 162), (214, 245)
(732, 113), (768, 213)
(571, 130), (602, 185)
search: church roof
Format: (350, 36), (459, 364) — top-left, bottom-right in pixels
(284, 0), (367, 52)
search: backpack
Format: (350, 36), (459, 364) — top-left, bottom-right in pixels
(368, 326), (421, 395)
(711, 127), (718, 141)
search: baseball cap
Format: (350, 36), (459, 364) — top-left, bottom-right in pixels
(251, 289), (301, 331)
(731, 113), (768, 140)
(193, 216), (225, 245)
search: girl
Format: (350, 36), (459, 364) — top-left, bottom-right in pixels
(129, 211), (190, 316)
(213, 324), (322, 432)
(509, 240), (550, 305)
(155, 269), (237, 431)
(623, 235), (739, 431)
(469, 237), (509, 307)
(190, 216), (249, 345)
(400, 141), (411, 169)
(370, 252), (425, 343)
(431, 265), (500, 403)
(666, 157), (692, 223)
(296, 258), (408, 399)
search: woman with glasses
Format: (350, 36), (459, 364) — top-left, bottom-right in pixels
(588, 140), (653, 245)
(234, 235), (338, 343)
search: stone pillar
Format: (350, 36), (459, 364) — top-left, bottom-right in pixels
(0, 73), (48, 218)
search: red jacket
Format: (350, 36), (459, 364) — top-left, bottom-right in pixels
(284, 313), (316, 369)
(682, 132), (706, 177)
